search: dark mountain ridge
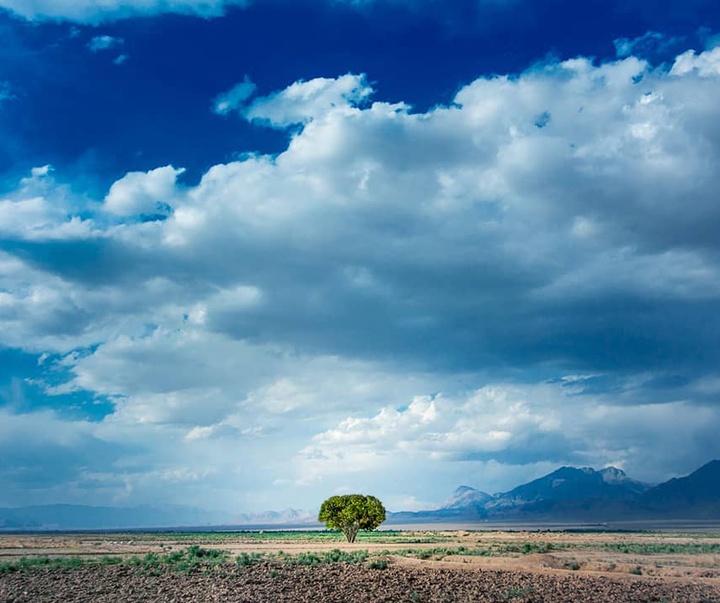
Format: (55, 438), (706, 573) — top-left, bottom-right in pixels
(389, 459), (720, 524)
(637, 460), (720, 517)
(481, 465), (650, 520)
(490, 466), (648, 506)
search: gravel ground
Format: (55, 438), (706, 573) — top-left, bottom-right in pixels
(2, 562), (720, 603)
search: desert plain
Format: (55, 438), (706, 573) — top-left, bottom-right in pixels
(2, 528), (720, 602)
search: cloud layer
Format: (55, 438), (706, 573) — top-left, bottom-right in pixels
(2, 47), (720, 511)
(0, 0), (248, 23)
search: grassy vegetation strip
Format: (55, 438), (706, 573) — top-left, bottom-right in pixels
(0, 541), (564, 575)
(154, 530), (451, 544)
(599, 542), (720, 555)
(492, 542), (558, 554)
(0, 556), (92, 573)
(375, 542), (559, 560)
(0, 545), (229, 575)
(237, 549), (370, 566)
(0, 546), (380, 575)
(7, 537), (718, 577)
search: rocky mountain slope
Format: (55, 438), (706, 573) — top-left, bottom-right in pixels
(389, 459), (720, 523)
(637, 459), (720, 517)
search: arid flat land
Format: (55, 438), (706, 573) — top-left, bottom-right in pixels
(2, 529), (720, 602)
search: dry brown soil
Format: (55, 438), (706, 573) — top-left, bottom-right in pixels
(2, 530), (720, 602)
(3, 561), (720, 603)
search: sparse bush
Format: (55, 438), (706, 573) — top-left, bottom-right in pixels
(0, 556), (90, 574)
(165, 551), (184, 564)
(368, 557), (389, 569)
(98, 555), (123, 565)
(292, 552), (322, 565)
(565, 560), (582, 571)
(236, 552), (263, 567)
(142, 552), (161, 568)
(186, 545), (226, 560)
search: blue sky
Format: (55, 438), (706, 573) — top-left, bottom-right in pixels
(1, 0), (720, 515)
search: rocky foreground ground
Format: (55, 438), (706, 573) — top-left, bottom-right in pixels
(2, 562), (720, 603)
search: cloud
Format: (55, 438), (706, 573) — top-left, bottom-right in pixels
(670, 46), (720, 76)
(242, 74), (373, 127)
(31, 325), (446, 510)
(613, 31), (685, 60)
(87, 35), (124, 52)
(213, 77), (256, 115)
(0, 0), (496, 23)
(0, 407), (131, 503)
(30, 165), (52, 178)
(293, 382), (720, 492)
(1, 0), (716, 28)
(0, 165), (95, 242)
(3, 48), (720, 510)
(0, 0), (249, 24)
(104, 165), (184, 216)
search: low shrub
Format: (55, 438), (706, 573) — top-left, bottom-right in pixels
(368, 557), (389, 570)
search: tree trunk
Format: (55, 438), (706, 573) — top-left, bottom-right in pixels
(343, 526), (359, 543)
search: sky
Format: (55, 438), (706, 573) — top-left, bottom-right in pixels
(1, 0), (720, 516)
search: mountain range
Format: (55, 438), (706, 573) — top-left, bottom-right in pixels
(389, 459), (720, 524)
(1, 460), (718, 530)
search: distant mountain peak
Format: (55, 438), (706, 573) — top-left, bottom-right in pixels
(442, 485), (492, 510)
(599, 466), (631, 484)
(452, 485), (478, 496)
(480, 464), (651, 516)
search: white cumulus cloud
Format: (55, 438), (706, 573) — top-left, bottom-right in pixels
(104, 165), (184, 216)
(670, 46), (720, 77)
(243, 74), (373, 127)
(2, 47), (720, 510)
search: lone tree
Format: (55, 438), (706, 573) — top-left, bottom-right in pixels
(318, 494), (386, 543)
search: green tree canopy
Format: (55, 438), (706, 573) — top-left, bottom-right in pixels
(317, 494), (386, 543)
